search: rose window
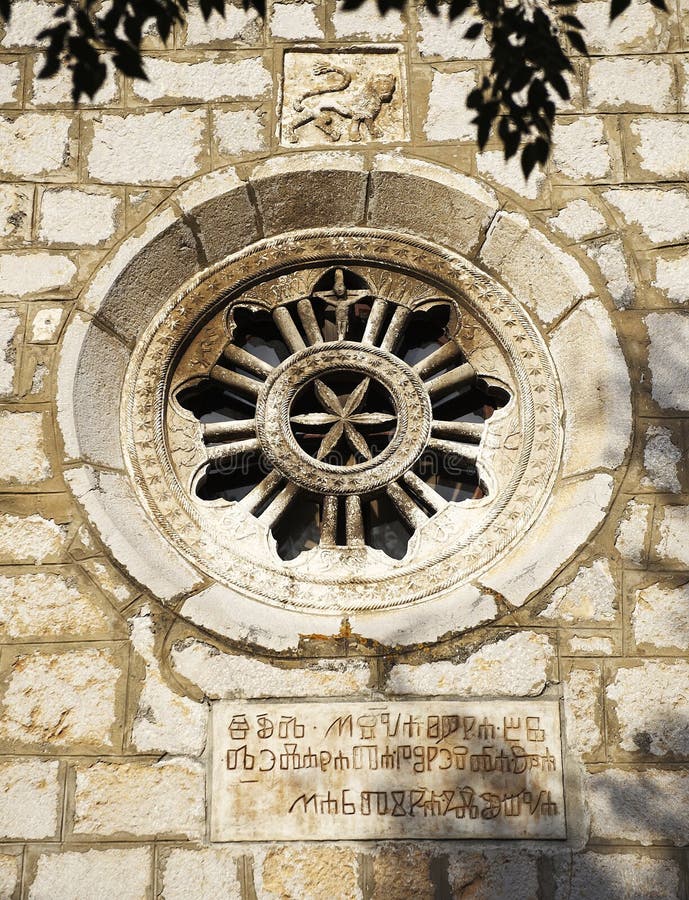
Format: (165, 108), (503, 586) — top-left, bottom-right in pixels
(124, 229), (561, 613)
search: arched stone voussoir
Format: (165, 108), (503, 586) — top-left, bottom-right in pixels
(248, 151), (370, 237)
(367, 153), (499, 258)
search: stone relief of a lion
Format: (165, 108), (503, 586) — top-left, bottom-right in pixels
(286, 63), (397, 144)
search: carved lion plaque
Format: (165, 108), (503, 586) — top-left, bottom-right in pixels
(280, 48), (408, 146)
(210, 700), (566, 840)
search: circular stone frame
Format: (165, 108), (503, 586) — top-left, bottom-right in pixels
(57, 153), (632, 651)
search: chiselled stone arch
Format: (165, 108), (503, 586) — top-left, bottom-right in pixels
(57, 152), (632, 652)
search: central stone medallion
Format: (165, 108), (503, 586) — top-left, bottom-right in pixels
(257, 342), (431, 496)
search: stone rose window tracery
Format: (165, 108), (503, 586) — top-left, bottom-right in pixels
(173, 266), (510, 561)
(124, 229), (561, 614)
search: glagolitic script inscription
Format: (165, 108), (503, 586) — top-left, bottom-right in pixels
(210, 700), (566, 840)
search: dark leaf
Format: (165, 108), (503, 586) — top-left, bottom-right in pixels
(559, 13), (584, 27)
(464, 21), (483, 38)
(610, 0), (632, 19)
(448, 0), (472, 18)
(649, 0), (668, 9)
(566, 29), (588, 54)
(0, 0), (9, 22)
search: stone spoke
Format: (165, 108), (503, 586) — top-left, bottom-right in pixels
(297, 298), (324, 345)
(272, 306), (307, 354)
(431, 419), (484, 443)
(320, 495), (338, 547)
(379, 306), (411, 353)
(204, 437), (262, 462)
(202, 419), (257, 442)
(401, 470), (448, 514)
(426, 363), (476, 400)
(362, 298), (389, 345)
(258, 481), (302, 528)
(238, 469), (284, 515)
(386, 480), (429, 530)
(413, 341), (461, 380)
(427, 437), (480, 464)
(209, 364), (261, 400)
(222, 344), (274, 379)
(345, 495), (365, 546)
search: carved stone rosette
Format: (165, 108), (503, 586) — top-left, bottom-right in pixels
(123, 228), (563, 614)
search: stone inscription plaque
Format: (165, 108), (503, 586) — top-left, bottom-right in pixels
(210, 700), (566, 841)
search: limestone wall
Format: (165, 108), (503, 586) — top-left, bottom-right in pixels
(0, 0), (689, 896)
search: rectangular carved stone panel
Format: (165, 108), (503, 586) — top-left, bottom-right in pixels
(210, 700), (566, 841)
(280, 48), (408, 147)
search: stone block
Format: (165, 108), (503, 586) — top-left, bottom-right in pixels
(28, 847), (152, 900)
(38, 188), (122, 246)
(333, 1), (404, 39)
(477, 150), (546, 200)
(586, 768), (689, 844)
(0, 569), (113, 640)
(251, 153), (368, 235)
(0, 251), (77, 298)
(71, 321), (129, 467)
(550, 299), (632, 476)
(0, 411), (51, 484)
(131, 55), (271, 103)
(257, 846), (361, 900)
(369, 155), (497, 256)
(65, 467), (201, 603)
(605, 188), (689, 245)
(424, 70), (477, 142)
(180, 173), (259, 266)
(548, 198), (607, 241)
(0, 113), (75, 179)
(552, 116), (611, 180)
(0, 646), (123, 749)
(633, 582), (689, 652)
(0, 59), (20, 105)
(72, 758), (205, 838)
(183, 5), (263, 46)
(0, 851), (19, 899)
(387, 632), (554, 697)
(587, 57), (674, 111)
(655, 504), (689, 567)
(371, 844), (433, 900)
(270, 2), (323, 39)
(0, 513), (67, 564)
(213, 107), (268, 158)
(607, 660), (689, 757)
(540, 558), (617, 623)
(646, 312), (689, 411)
(159, 847), (242, 900)
(480, 211), (593, 324)
(654, 251), (689, 303)
(0, 183), (32, 243)
(0, 307), (19, 397)
(576, 0), (671, 53)
(0, 1), (55, 47)
(481, 474), (614, 606)
(416, 5), (489, 59)
(171, 637), (372, 699)
(555, 852), (681, 900)
(0, 758), (61, 839)
(642, 425), (682, 492)
(615, 499), (652, 566)
(446, 850), (540, 900)
(585, 238), (634, 309)
(87, 109), (207, 185)
(30, 306), (64, 343)
(630, 118), (689, 180)
(30, 57), (119, 107)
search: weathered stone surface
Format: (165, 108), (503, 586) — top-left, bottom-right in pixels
(0, 113), (74, 178)
(567, 636), (614, 655)
(586, 768), (689, 844)
(550, 299), (631, 476)
(576, 0), (668, 52)
(646, 313), (689, 411)
(0, 0), (54, 46)
(480, 212), (593, 324)
(183, 4), (263, 45)
(604, 189), (689, 244)
(565, 667), (603, 758)
(38, 188), (121, 246)
(171, 638), (371, 698)
(257, 846), (360, 900)
(615, 500), (652, 566)
(372, 845), (432, 900)
(369, 155), (497, 256)
(159, 847), (242, 900)
(585, 239), (634, 309)
(0, 59), (20, 104)
(631, 118), (689, 179)
(213, 107), (267, 156)
(424, 70), (476, 142)
(654, 252), (689, 302)
(482, 475), (614, 606)
(132, 56), (271, 102)
(446, 850), (540, 900)
(555, 851), (681, 900)
(65, 467), (201, 602)
(180, 172), (258, 265)
(0, 571), (111, 639)
(129, 608), (207, 756)
(271, 1), (323, 39)
(30, 306), (64, 342)
(553, 117), (611, 180)
(387, 632), (554, 696)
(28, 848), (152, 900)
(0, 647), (122, 748)
(87, 109), (206, 185)
(0, 513), (67, 564)
(540, 559), (617, 622)
(548, 199), (607, 241)
(251, 153), (368, 235)
(588, 57), (674, 111)
(211, 699), (565, 840)
(477, 151), (546, 200)
(79, 556), (136, 608)
(642, 425), (682, 491)
(0, 411), (51, 483)
(416, 5), (489, 58)
(73, 758), (205, 838)
(0, 852), (19, 899)
(333, 1), (403, 38)
(0, 183), (32, 241)
(0, 251), (76, 297)
(0, 759), (60, 839)
(608, 661), (689, 756)
(30, 58), (119, 106)
(656, 505), (689, 566)
(633, 582), (689, 651)
(0, 307), (19, 396)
